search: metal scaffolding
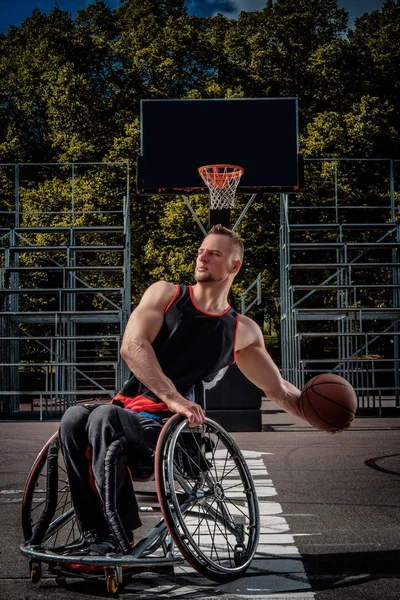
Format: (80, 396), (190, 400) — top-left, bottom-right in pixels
(2, 158), (399, 417)
(280, 158), (400, 412)
(0, 163), (131, 418)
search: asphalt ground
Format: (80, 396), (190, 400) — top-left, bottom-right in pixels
(1, 401), (399, 600)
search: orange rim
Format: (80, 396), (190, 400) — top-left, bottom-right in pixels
(198, 164), (244, 189)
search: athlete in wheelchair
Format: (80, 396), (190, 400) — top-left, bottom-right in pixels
(21, 226), (303, 592)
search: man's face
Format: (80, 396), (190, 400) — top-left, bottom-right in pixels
(195, 234), (241, 283)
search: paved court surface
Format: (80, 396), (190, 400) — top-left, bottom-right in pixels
(1, 401), (400, 599)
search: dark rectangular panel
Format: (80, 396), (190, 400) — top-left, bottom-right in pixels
(138, 98), (300, 194)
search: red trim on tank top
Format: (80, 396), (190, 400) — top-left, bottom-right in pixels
(189, 285), (231, 316)
(232, 313), (240, 363)
(164, 284), (180, 313)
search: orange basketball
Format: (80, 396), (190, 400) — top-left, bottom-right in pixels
(299, 373), (357, 433)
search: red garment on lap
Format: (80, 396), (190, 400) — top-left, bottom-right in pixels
(112, 393), (171, 414)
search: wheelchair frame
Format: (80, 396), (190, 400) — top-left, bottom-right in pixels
(20, 414), (260, 593)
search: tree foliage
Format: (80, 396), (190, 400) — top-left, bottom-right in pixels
(1, 0), (399, 317)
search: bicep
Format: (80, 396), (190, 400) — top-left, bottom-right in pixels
(122, 304), (164, 346)
(121, 282), (176, 348)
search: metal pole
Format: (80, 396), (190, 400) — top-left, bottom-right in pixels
(232, 194), (258, 231)
(181, 195), (207, 236)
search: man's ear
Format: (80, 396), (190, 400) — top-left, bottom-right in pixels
(231, 259), (242, 274)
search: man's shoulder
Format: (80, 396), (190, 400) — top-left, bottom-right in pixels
(148, 281), (178, 294)
(236, 314), (263, 351)
(140, 281), (179, 309)
(238, 313), (259, 330)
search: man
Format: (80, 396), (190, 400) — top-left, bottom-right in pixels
(59, 224), (304, 555)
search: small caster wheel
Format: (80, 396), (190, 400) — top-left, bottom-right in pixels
(106, 573), (118, 594)
(55, 575), (67, 587)
(234, 543), (246, 567)
(29, 560), (42, 584)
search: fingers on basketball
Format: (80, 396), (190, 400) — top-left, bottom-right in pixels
(299, 373), (357, 433)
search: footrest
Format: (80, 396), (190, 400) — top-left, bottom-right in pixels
(20, 542), (184, 568)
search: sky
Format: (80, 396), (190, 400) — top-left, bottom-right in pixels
(0, 0), (388, 35)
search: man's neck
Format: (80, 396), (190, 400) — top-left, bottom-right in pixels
(191, 282), (231, 314)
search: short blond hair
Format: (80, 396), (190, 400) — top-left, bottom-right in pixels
(207, 225), (244, 261)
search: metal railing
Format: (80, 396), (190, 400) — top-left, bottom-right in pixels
(0, 162), (131, 416)
(280, 158), (400, 411)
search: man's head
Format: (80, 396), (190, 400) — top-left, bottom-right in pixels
(195, 225), (244, 284)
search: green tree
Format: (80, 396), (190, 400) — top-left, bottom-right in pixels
(115, 0), (215, 98)
(302, 95), (398, 158)
(346, 0), (400, 151)
(219, 0), (348, 109)
(0, 2), (124, 162)
(1, 0), (400, 321)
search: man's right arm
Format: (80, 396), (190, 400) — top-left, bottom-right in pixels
(120, 281), (205, 426)
(235, 315), (303, 419)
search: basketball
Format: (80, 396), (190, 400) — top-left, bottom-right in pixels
(299, 373), (357, 433)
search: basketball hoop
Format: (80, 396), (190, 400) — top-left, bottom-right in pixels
(198, 164), (244, 210)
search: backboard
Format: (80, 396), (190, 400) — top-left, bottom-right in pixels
(137, 98), (301, 195)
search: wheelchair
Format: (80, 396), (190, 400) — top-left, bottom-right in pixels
(20, 412), (260, 593)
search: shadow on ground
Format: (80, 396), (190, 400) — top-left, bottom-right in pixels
(302, 548), (400, 591)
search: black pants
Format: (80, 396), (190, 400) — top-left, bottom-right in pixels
(59, 404), (163, 536)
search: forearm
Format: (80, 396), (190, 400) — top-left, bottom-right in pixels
(119, 284), (205, 426)
(267, 379), (303, 420)
(120, 338), (180, 404)
(120, 337), (205, 426)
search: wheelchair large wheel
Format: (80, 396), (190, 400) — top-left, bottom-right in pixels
(21, 429), (179, 584)
(22, 431), (82, 549)
(155, 415), (260, 583)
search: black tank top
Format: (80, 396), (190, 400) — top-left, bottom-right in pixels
(119, 284), (239, 405)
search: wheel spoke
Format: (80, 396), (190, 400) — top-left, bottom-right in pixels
(224, 495), (253, 520)
(156, 415), (259, 582)
(187, 496), (217, 538)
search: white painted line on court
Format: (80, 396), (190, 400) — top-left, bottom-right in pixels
(294, 533), (322, 537)
(0, 489), (27, 504)
(3, 448), (315, 599)
(283, 514), (315, 517)
(123, 449), (315, 599)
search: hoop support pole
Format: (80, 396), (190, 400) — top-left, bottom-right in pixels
(181, 195), (207, 236)
(232, 193), (258, 231)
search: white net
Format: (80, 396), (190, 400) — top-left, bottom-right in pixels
(198, 164), (243, 210)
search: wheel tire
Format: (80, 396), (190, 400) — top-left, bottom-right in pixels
(155, 415), (259, 583)
(106, 573), (118, 594)
(30, 564), (42, 584)
(22, 432), (80, 549)
(22, 433), (59, 541)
